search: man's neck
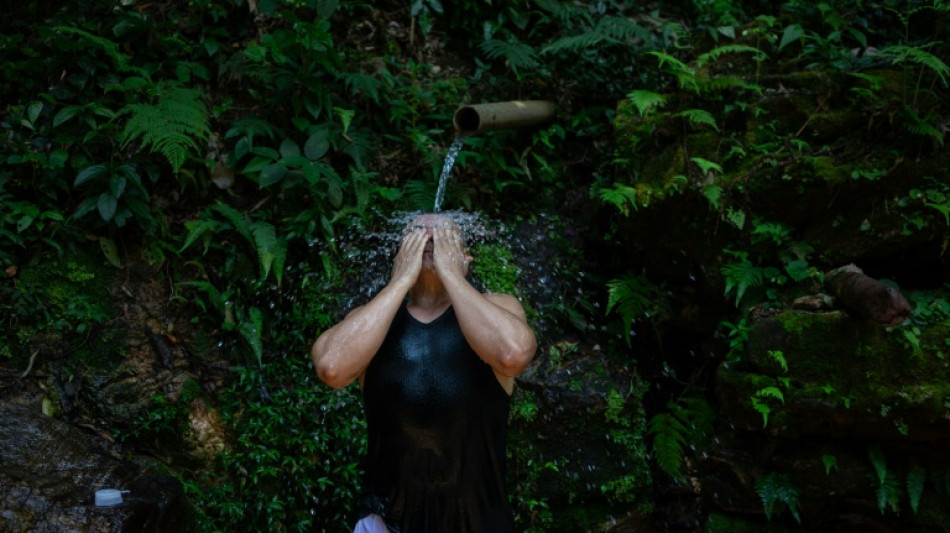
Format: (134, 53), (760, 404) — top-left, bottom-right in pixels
(408, 271), (450, 310)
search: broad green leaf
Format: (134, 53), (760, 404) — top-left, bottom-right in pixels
(99, 236), (122, 267)
(279, 138), (301, 158)
(304, 131), (330, 160)
(75, 164), (107, 187)
(779, 24), (805, 51)
(97, 192), (118, 221)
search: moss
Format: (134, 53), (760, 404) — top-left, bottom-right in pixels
(470, 241), (536, 323)
(12, 244), (122, 370)
(806, 155), (851, 186)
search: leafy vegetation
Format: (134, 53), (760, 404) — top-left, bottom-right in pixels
(1, 0), (949, 531)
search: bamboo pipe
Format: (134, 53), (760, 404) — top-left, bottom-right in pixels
(453, 100), (556, 134)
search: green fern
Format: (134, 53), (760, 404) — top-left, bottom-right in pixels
(696, 43), (767, 67)
(677, 109), (719, 131)
(596, 16), (649, 42)
(869, 446), (902, 514)
(647, 412), (688, 482)
(250, 221), (288, 286)
(690, 157), (722, 176)
(752, 386), (785, 427)
(541, 33), (607, 55)
(647, 397), (715, 482)
(597, 183), (639, 216)
(121, 81), (210, 172)
(626, 90), (667, 116)
(542, 16), (648, 55)
(901, 106), (944, 146)
(647, 51), (699, 92)
(822, 454), (838, 475)
(479, 39), (539, 72)
(237, 306), (264, 369)
(878, 43), (950, 86)
(212, 203), (253, 244)
(178, 218), (226, 254)
(907, 465), (926, 514)
(338, 72), (383, 103)
(721, 251), (764, 306)
(755, 472), (802, 523)
(606, 271), (656, 345)
(180, 203), (286, 284)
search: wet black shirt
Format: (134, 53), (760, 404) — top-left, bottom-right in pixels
(359, 303), (514, 533)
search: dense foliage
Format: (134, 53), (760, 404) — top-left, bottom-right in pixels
(2, 0), (948, 531)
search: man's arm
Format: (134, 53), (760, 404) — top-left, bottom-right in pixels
(433, 227), (537, 390)
(310, 229), (426, 389)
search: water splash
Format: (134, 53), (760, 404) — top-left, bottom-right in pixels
(343, 210), (500, 309)
(433, 135), (468, 213)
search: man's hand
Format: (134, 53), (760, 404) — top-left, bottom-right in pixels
(432, 225), (472, 285)
(391, 228), (426, 288)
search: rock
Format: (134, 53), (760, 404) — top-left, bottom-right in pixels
(0, 403), (196, 533)
(510, 343), (652, 531)
(826, 264), (911, 326)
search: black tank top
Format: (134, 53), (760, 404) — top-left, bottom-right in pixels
(359, 303), (514, 533)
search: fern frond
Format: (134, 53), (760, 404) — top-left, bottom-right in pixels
(755, 386), (785, 403)
(907, 465), (926, 514)
(606, 271), (656, 326)
(878, 43), (950, 86)
(342, 128), (376, 170)
(121, 81), (210, 172)
(479, 39), (539, 71)
(869, 446), (889, 485)
(755, 472), (802, 523)
(541, 33), (605, 55)
(696, 44), (767, 67)
(212, 203), (253, 244)
(678, 109), (719, 131)
(647, 51), (698, 92)
(404, 179), (437, 211)
(595, 16), (650, 42)
(702, 75), (763, 94)
(647, 412), (688, 481)
(647, 397), (715, 482)
(534, 0), (593, 26)
(901, 106), (944, 146)
(690, 156), (723, 175)
(251, 221), (278, 282)
(721, 253), (764, 305)
(597, 183), (639, 216)
(876, 470), (902, 514)
(237, 306), (264, 368)
(339, 72), (383, 103)
(179, 218), (225, 254)
(627, 90), (667, 116)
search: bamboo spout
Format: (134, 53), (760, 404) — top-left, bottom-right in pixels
(453, 100), (555, 134)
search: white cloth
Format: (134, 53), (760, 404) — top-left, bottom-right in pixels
(353, 514), (388, 533)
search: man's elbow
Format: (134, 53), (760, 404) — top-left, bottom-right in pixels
(312, 339), (348, 389)
(315, 358), (350, 390)
(497, 342), (536, 377)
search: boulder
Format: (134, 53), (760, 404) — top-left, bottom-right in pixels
(0, 403), (196, 533)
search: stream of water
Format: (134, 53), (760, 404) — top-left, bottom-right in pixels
(433, 134), (468, 213)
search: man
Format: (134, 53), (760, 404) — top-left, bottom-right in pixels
(311, 212), (537, 532)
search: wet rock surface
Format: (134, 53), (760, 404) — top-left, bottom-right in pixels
(702, 308), (950, 531)
(0, 403), (196, 533)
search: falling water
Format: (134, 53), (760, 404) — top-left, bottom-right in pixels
(433, 134), (468, 213)
(342, 209), (500, 309)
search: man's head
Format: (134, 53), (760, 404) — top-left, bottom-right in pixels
(404, 212), (470, 273)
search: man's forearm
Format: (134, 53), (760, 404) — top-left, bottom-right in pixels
(311, 279), (410, 389)
(443, 278), (536, 376)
